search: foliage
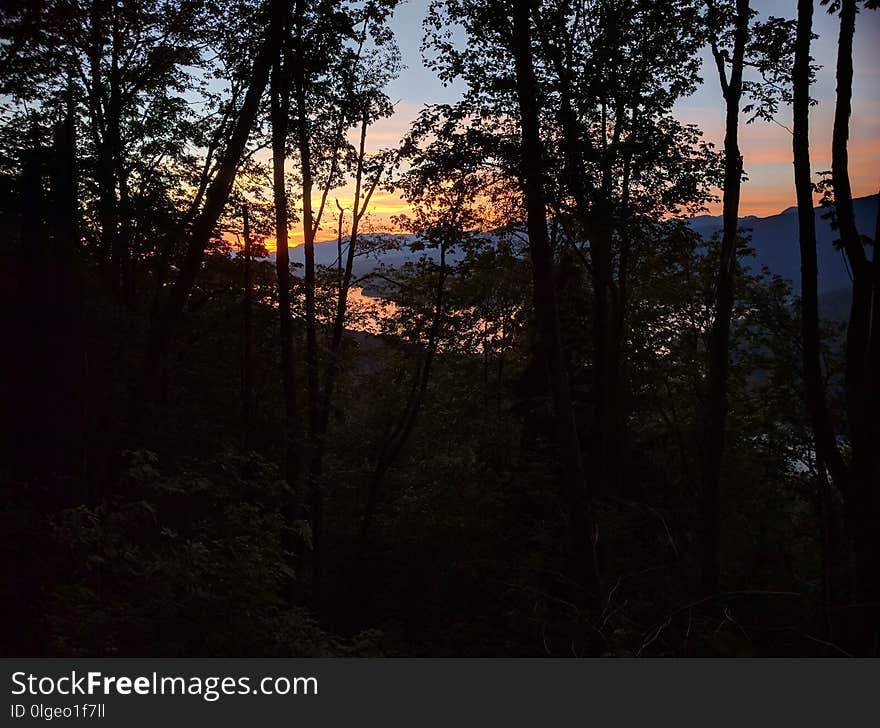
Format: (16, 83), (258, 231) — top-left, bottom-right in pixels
(43, 450), (378, 656)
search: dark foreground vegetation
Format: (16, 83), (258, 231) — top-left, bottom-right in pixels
(1, 0), (878, 657)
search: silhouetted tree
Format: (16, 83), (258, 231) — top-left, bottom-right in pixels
(508, 0), (603, 603)
(269, 4), (302, 597)
(794, 0), (880, 654)
(699, 0), (750, 599)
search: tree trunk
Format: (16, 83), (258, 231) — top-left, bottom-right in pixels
(291, 0), (322, 602)
(271, 33), (303, 600)
(511, 0), (602, 604)
(241, 205), (255, 451)
(701, 0), (749, 598)
(793, 0), (847, 485)
(10, 141), (48, 486)
(611, 139), (636, 496)
(49, 86), (87, 503)
(313, 114), (384, 491)
(88, 0), (118, 289)
(793, 0), (850, 639)
(831, 0), (879, 652)
(591, 196), (615, 496)
(108, 2), (129, 300)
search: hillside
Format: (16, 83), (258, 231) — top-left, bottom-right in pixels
(689, 194), (877, 294)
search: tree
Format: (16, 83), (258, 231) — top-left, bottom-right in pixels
(531, 0), (707, 497)
(791, 0), (848, 625)
(269, 5), (302, 598)
(794, 0), (880, 653)
(509, 0), (602, 603)
(3, 85), (87, 504)
(827, 0), (880, 639)
(699, 0), (750, 599)
(270, 0), (400, 600)
(312, 111), (397, 573)
(241, 204), (257, 451)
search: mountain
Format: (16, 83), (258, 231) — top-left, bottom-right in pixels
(287, 233), (467, 287)
(280, 195), (877, 315)
(689, 194), (877, 295)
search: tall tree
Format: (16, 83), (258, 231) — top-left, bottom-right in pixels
(700, 0), (750, 598)
(791, 0), (847, 623)
(421, 0), (718, 607)
(270, 15), (303, 597)
(0, 0), (225, 301)
(510, 0), (602, 602)
(530, 0), (707, 495)
(279, 0), (400, 600)
(793, 0), (841, 488)
(794, 0), (879, 653)
(829, 0), (879, 629)
(353, 137), (475, 565)
(313, 110), (393, 562)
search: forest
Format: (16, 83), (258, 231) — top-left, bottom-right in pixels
(0, 0), (878, 658)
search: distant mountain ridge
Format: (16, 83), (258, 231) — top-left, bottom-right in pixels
(287, 233), (465, 285)
(688, 194), (877, 295)
(283, 195), (877, 315)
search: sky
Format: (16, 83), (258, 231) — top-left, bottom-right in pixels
(673, 0), (880, 216)
(301, 0), (879, 243)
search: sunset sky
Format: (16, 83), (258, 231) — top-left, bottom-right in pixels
(296, 0), (879, 244)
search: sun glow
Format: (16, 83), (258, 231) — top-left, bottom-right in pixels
(288, 189), (412, 246)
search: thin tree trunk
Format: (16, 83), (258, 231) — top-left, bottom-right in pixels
(12, 140), (48, 486)
(88, 1), (118, 288)
(4, 135), (50, 655)
(271, 32), (303, 598)
(511, 0), (602, 603)
(611, 133), (636, 491)
(313, 113), (385, 477)
(291, 0), (322, 601)
(108, 2), (129, 300)
(833, 0), (871, 455)
(241, 205), (255, 451)
(336, 201), (345, 291)
(591, 195), (615, 496)
(701, 0), (749, 598)
(792, 0), (852, 640)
